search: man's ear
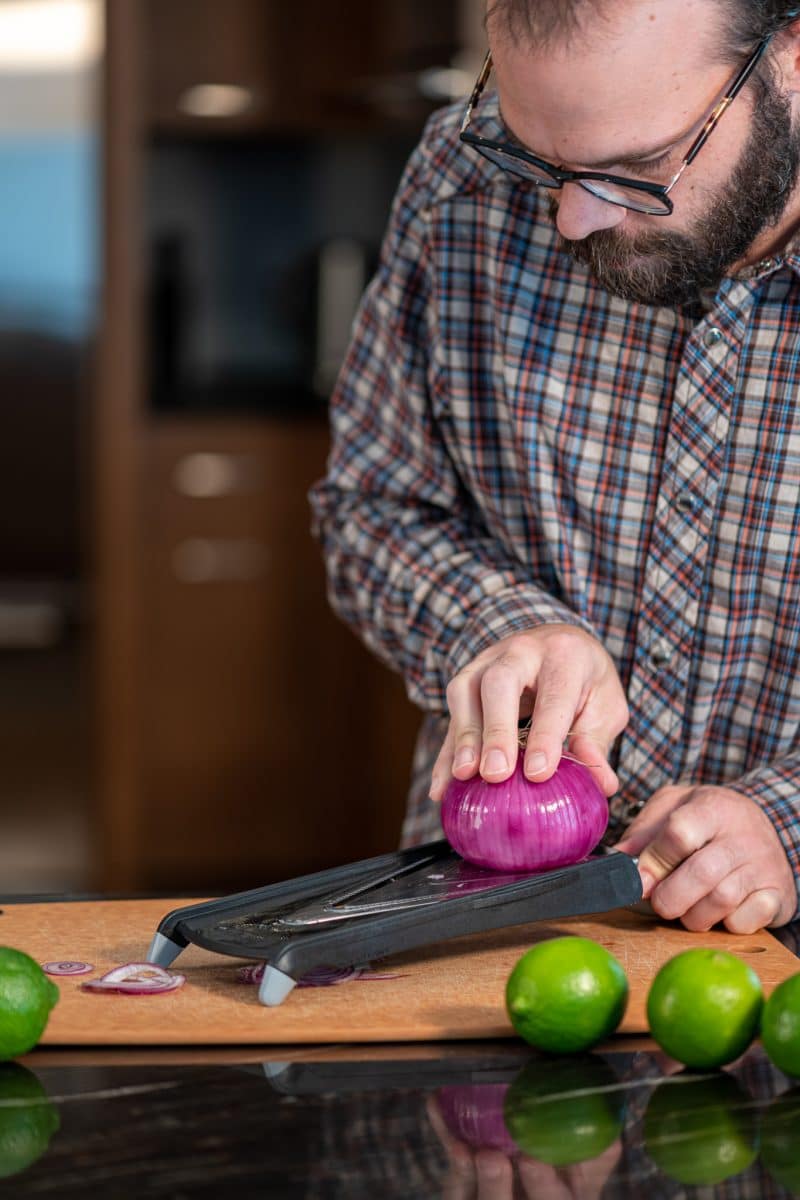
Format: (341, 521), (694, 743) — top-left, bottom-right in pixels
(778, 19), (800, 92)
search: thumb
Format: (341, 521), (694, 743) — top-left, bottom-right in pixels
(635, 841), (686, 899)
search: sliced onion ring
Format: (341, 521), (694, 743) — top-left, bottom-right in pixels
(41, 960), (94, 976)
(297, 965), (362, 988)
(81, 962), (185, 995)
(236, 962), (405, 987)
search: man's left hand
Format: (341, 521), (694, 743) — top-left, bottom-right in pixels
(613, 785), (797, 934)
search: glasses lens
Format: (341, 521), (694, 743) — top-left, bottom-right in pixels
(476, 145), (560, 187)
(580, 179), (671, 215)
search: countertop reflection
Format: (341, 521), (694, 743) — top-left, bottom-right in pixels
(0, 1038), (796, 1198)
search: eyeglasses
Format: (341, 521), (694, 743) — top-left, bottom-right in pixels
(459, 36), (772, 215)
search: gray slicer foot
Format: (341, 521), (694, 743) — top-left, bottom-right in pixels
(258, 965), (297, 1006)
(146, 931), (184, 967)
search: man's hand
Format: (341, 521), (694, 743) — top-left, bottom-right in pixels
(429, 624), (629, 802)
(426, 1094), (622, 1200)
(614, 785), (797, 933)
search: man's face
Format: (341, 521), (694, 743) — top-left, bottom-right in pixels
(489, 0), (800, 306)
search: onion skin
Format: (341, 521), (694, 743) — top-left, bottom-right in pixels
(441, 751), (608, 872)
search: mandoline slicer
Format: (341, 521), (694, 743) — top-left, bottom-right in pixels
(146, 839), (642, 1007)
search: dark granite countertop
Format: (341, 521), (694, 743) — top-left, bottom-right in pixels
(0, 907), (797, 1197)
(0, 1040), (798, 1197)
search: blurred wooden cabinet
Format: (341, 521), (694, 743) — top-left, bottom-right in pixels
(137, 417), (421, 889)
(143, 0), (460, 134)
(95, 1), (431, 892)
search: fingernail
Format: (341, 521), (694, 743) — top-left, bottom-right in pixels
(526, 751), (547, 776)
(483, 749), (508, 775)
(640, 869), (655, 897)
(454, 747), (474, 770)
(429, 775), (441, 800)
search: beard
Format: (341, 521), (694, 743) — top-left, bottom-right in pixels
(555, 71), (800, 308)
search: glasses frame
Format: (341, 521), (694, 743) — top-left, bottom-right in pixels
(459, 35), (772, 215)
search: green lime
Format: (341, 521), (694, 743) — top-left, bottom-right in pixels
(0, 948), (59, 1061)
(761, 973), (800, 1077)
(505, 936), (628, 1054)
(503, 1056), (624, 1166)
(760, 1085), (800, 1192)
(643, 1071), (758, 1186)
(646, 949), (763, 1069)
(0, 1063), (59, 1178)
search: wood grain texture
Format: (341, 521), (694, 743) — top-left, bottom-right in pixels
(3, 899), (797, 1045)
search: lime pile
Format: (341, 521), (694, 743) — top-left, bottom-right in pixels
(504, 935), (780, 1072)
(0, 948), (59, 1060)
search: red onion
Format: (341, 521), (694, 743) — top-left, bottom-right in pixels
(41, 961), (94, 976)
(435, 1085), (518, 1155)
(81, 962), (185, 995)
(441, 751), (608, 872)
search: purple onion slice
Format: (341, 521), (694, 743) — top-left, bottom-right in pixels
(81, 962), (185, 995)
(41, 961), (94, 976)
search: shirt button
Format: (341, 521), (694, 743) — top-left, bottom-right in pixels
(649, 640), (672, 669)
(703, 327), (723, 348)
(676, 491), (694, 513)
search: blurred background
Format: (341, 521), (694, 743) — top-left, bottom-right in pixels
(0, 0), (484, 894)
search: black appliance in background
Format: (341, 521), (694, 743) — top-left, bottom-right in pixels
(145, 135), (406, 416)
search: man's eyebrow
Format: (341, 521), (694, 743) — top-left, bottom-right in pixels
(500, 108), (701, 171)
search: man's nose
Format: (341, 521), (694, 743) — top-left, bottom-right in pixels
(554, 182), (627, 240)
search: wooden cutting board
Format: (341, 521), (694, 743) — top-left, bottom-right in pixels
(2, 899), (798, 1046)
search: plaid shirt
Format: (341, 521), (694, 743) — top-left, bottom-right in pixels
(309, 94), (800, 913)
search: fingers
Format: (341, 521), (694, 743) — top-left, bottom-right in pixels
(431, 626), (629, 800)
(479, 658), (531, 782)
(629, 788), (797, 931)
(665, 859), (750, 930)
(524, 652), (588, 781)
(425, 1096), (476, 1198)
(517, 1156), (572, 1200)
(635, 798), (716, 899)
(426, 1097), (516, 1200)
(430, 724), (456, 803)
(613, 786), (690, 858)
(474, 1150), (514, 1200)
(567, 731), (619, 796)
(723, 888), (782, 935)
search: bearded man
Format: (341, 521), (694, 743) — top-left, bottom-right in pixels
(310, 0), (800, 934)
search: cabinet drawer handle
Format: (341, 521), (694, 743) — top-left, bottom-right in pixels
(171, 538), (269, 583)
(172, 453), (263, 498)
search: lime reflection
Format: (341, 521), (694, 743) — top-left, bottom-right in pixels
(643, 1071), (758, 1187)
(0, 1062), (59, 1179)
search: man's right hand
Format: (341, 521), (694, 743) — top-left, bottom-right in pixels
(429, 624), (629, 802)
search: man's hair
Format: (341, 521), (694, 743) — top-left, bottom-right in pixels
(486, 0), (800, 62)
